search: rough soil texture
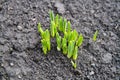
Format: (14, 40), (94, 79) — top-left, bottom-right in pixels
(0, 0), (120, 80)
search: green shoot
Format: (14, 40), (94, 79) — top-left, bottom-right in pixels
(62, 37), (67, 55)
(45, 30), (51, 51)
(71, 60), (77, 69)
(67, 41), (75, 58)
(41, 39), (47, 55)
(58, 16), (63, 31)
(68, 30), (78, 42)
(64, 31), (68, 39)
(93, 30), (98, 42)
(72, 29), (78, 41)
(64, 21), (71, 40)
(37, 23), (43, 35)
(56, 32), (62, 51)
(38, 28), (51, 55)
(68, 31), (73, 42)
(63, 18), (67, 34)
(72, 46), (78, 61)
(37, 10), (97, 69)
(55, 14), (59, 27)
(50, 21), (56, 37)
(76, 34), (83, 47)
(49, 10), (54, 22)
(67, 21), (71, 33)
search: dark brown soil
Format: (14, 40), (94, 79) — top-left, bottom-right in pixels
(0, 0), (120, 80)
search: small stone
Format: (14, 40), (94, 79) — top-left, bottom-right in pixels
(91, 63), (95, 67)
(18, 75), (22, 79)
(91, 10), (94, 13)
(32, 18), (36, 21)
(89, 71), (94, 75)
(1, 63), (4, 67)
(111, 67), (116, 72)
(10, 62), (14, 66)
(51, 60), (54, 63)
(56, 76), (63, 80)
(102, 53), (112, 63)
(10, 47), (13, 51)
(55, 1), (65, 14)
(87, 75), (90, 78)
(103, 32), (107, 36)
(17, 26), (22, 30)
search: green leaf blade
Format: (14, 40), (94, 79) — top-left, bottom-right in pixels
(62, 38), (67, 55)
(67, 41), (75, 58)
(73, 46), (78, 61)
(76, 34), (83, 47)
(50, 21), (55, 37)
(49, 10), (54, 22)
(67, 21), (71, 33)
(71, 60), (77, 69)
(37, 23), (43, 34)
(55, 14), (59, 27)
(41, 39), (47, 55)
(58, 16), (63, 31)
(73, 30), (78, 41)
(56, 32), (61, 51)
(93, 30), (98, 42)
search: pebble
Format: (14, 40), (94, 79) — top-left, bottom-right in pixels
(55, 1), (65, 14)
(32, 18), (36, 21)
(56, 76), (63, 80)
(1, 63), (4, 67)
(17, 26), (23, 31)
(91, 63), (95, 67)
(89, 71), (94, 75)
(91, 10), (95, 14)
(10, 62), (14, 66)
(103, 32), (107, 36)
(111, 67), (116, 72)
(102, 53), (112, 63)
(18, 75), (22, 79)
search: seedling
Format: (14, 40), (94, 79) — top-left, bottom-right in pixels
(49, 10), (54, 22)
(67, 41), (75, 58)
(58, 16), (64, 32)
(67, 31), (73, 42)
(41, 29), (51, 54)
(76, 34), (84, 47)
(37, 10), (99, 69)
(49, 11), (57, 37)
(62, 37), (67, 55)
(45, 30), (51, 51)
(72, 30), (78, 41)
(56, 32), (62, 51)
(37, 23), (51, 55)
(41, 39), (47, 54)
(93, 30), (98, 42)
(72, 46), (78, 61)
(50, 21), (56, 37)
(71, 60), (77, 69)
(37, 22), (43, 35)
(67, 30), (78, 42)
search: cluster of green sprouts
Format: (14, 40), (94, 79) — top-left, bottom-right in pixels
(37, 11), (98, 69)
(38, 23), (51, 54)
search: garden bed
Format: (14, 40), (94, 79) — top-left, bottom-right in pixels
(0, 0), (120, 80)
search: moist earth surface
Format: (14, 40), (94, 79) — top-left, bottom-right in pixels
(0, 0), (120, 80)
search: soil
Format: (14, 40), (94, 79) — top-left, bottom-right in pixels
(0, 0), (120, 80)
